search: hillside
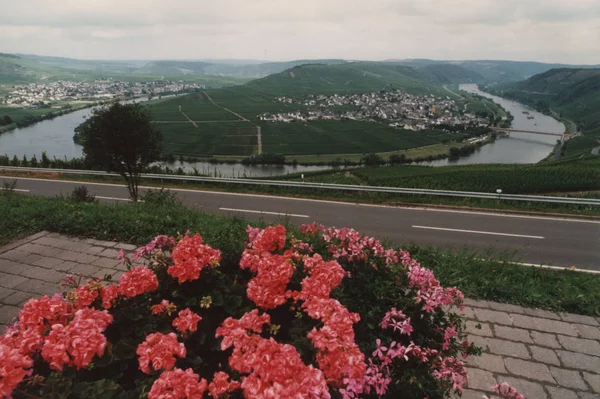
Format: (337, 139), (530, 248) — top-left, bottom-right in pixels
(419, 64), (486, 84)
(491, 68), (600, 138)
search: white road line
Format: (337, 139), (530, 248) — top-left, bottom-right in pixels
(96, 196), (133, 202)
(3, 175), (599, 225)
(514, 262), (600, 274)
(219, 207), (309, 218)
(412, 225), (545, 239)
(2, 189), (31, 193)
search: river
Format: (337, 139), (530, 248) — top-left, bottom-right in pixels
(0, 85), (565, 176)
(421, 84), (564, 166)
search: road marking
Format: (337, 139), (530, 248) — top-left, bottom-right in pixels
(412, 225), (545, 239)
(2, 175), (599, 224)
(219, 207), (309, 218)
(96, 196), (134, 202)
(514, 261), (600, 274)
(1, 189), (31, 193)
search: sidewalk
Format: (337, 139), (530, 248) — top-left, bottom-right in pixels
(1, 232), (599, 399)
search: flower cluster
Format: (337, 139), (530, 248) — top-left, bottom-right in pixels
(208, 371), (241, 398)
(485, 383), (525, 399)
(148, 368), (208, 399)
(118, 266), (159, 298)
(240, 226), (295, 309)
(168, 234), (221, 283)
(152, 300), (177, 316)
(41, 308), (113, 371)
(71, 280), (102, 309)
(134, 234), (177, 261)
(407, 263), (464, 312)
(0, 342), (33, 397)
(216, 310), (330, 399)
(100, 284), (119, 309)
(137, 332), (186, 374)
(172, 309), (202, 334)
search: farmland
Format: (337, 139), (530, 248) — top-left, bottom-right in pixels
(145, 62), (492, 159)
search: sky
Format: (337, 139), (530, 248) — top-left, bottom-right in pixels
(1, 0), (600, 64)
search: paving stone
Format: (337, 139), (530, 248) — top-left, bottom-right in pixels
(470, 335), (489, 351)
(502, 376), (547, 399)
(560, 313), (599, 327)
(31, 236), (59, 246)
(487, 338), (530, 359)
(463, 298), (492, 308)
(65, 263), (103, 277)
(56, 250), (83, 262)
(18, 243), (51, 256)
(91, 239), (118, 248)
(466, 367), (496, 391)
(466, 353), (507, 373)
(494, 325), (533, 343)
(530, 346), (561, 366)
(0, 305), (20, 324)
(33, 246), (65, 258)
(0, 259), (27, 275)
(583, 372), (600, 394)
(556, 350), (600, 373)
(456, 306), (476, 319)
(546, 386), (578, 399)
(68, 242), (93, 254)
(504, 358), (555, 383)
(512, 314), (579, 336)
(85, 246), (106, 255)
(531, 331), (562, 349)
(576, 324), (600, 341)
(550, 367), (588, 390)
(558, 335), (600, 356)
(467, 321), (493, 337)
(14, 278), (47, 294)
(0, 272), (30, 289)
(578, 392), (600, 399)
(0, 287), (17, 301)
(45, 232), (63, 238)
(115, 243), (137, 251)
(475, 309), (513, 326)
(111, 271), (124, 281)
(0, 250), (40, 264)
(27, 282), (59, 296)
(93, 268), (118, 280)
(99, 248), (120, 259)
(92, 257), (120, 269)
(453, 390), (494, 399)
(523, 308), (560, 320)
(2, 291), (36, 306)
(32, 256), (64, 269)
(488, 302), (526, 314)
(20, 266), (65, 283)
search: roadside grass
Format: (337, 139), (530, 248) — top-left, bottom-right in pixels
(1, 194), (599, 316)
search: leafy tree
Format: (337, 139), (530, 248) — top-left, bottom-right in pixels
(388, 153), (406, 165)
(361, 153), (385, 166)
(3, 115), (12, 125)
(449, 147), (461, 158)
(77, 102), (163, 201)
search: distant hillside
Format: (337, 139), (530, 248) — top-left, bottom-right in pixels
(243, 62), (442, 96)
(387, 59), (600, 84)
(492, 68), (600, 139)
(419, 64), (486, 84)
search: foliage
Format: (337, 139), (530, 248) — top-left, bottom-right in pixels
(360, 153), (385, 166)
(77, 102), (163, 201)
(2, 223), (477, 398)
(241, 153), (285, 165)
(140, 188), (179, 207)
(68, 186), (97, 203)
(1, 179), (17, 196)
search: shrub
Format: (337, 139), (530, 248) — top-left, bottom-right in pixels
(1, 224), (478, 398)
(140, 188), (180, 207)
(1, 179), (17, 196)
(69, 186), (97, 203)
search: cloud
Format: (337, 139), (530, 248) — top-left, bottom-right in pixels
(0, 0), (598, 63)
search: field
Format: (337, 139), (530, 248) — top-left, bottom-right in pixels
(286, 157), (600, 195)
(145, 63), (489, 159)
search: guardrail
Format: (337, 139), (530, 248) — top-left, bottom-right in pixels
(2, 166), (600, 206)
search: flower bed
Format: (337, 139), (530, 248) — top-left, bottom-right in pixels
(1, 224), (482, 398)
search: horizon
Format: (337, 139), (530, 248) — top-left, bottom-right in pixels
(1, 0), (599, 64)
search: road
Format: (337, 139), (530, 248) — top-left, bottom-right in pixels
(2, 176), (599, 271)
(443, 85), (465, 100)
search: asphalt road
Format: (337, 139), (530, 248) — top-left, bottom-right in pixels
(3, 176), (599, 271)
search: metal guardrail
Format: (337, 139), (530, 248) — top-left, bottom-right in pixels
(2, 166), (600, 206)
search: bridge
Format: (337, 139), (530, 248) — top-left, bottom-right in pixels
(490, 127), (572, 139)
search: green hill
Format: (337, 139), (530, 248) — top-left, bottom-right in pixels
(419, 64), (486, 84)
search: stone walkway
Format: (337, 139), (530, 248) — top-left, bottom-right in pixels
(1, 232), (599, 399)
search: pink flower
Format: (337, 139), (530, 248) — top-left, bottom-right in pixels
(71, 281), (102, 309)
(172, 309), (202, 334)
(168, 234), (221, 283)
(148, 368), (208, 399)
(117, 266), (159, 298)
(486, 382), (526, 399)
(134, 235), (176, 261)
(137, 332), (186, 374)
(100, 284), (119, 309)
(41, 308), (112, 371)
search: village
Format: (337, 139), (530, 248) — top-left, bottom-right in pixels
(1, 79), (205, 108)
(259, 90), (490, 130)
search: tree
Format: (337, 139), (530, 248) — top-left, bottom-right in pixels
(77, 102), (163, 201)
(449, 147), (461, 158)
(3, 115), (12, 125)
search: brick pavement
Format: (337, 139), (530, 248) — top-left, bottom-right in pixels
(1, 232), (599, 399)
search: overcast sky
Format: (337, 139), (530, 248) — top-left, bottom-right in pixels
(1, 0), (599, 64)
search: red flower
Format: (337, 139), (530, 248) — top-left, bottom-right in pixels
(168, 234), (221, 283)
(152, 300), (177, 316)
(72, 281), (102, 309)
(172, 309), (202, 334)
(208, 371), (240, 398)
(0, 342), (33, 397)
(41, 308), (112, 371)
(148, 368), (208, 399)
(100, 284), (119, 309)
(117, 266), (159, 298)
(137, 332), (186, 374)
(246, 225), (287, 252)
(16, 295), (73, 353)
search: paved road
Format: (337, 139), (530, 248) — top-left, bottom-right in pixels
(2, 176), (599, 270)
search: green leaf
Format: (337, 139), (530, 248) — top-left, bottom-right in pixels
(72, 380), (123, 399)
